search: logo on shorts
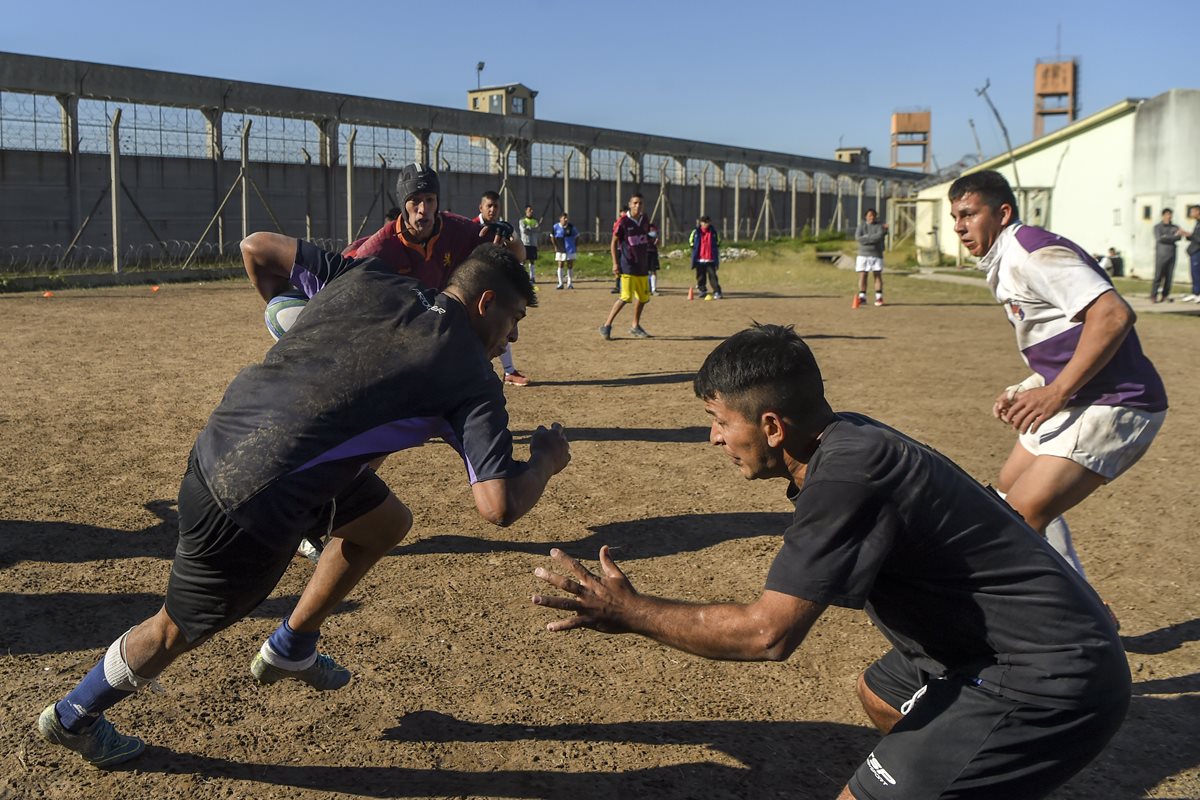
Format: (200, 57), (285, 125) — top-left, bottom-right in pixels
(867, 752), (897, 786)
(1008, 301), (1025, 320)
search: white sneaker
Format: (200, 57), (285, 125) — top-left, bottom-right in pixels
(1181, 294), (1197, 302)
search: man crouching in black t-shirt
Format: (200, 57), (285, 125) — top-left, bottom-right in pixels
(37, 239), (570, 768)
(533, 323), (1128, 800)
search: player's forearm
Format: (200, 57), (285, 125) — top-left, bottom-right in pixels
(493, 455), (557, 526)
(1049, 296), (1133, 399)
(242, 232), (298, 301)
(622, 597), (805, 662)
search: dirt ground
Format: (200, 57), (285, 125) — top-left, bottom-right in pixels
(1, 266), (1197, 800)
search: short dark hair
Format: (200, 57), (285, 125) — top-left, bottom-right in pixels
(448, 244), (538, 309)
(694, 324), (830, 424)
(1188, 205), (1200, 215)
(1162, 208), (1173, 215)
(481, 190), (500, 203)
(948, 170), (1019, 217)
(629, 192), (644, 201)
(865, 208), (877, 218)
(699, 215), (712, 224)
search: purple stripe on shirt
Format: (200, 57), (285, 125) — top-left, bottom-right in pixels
(439, 428), (478, 484)
(290, 416), (455, 474)
(1014, 226), (1111, 282)
(1023, 328), (1169, 411)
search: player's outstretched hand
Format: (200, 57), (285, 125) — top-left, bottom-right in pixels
(530, 422), (571, 474)
(1000, 384), (1067, 434)
(532, 546), (636, 633)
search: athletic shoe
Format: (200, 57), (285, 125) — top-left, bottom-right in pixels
(555, 284), (564, 290)
(703, 294), (714, 302)
(852, 295), (864, 309)
(1181, 294), (1197, 302)
(598, 325), (612, 340)
(713, 292), (723, 300)
(503, 371), (530, 387)
(37, 704), (145, 768)
(567, 283), (574, 289)
(874, 298), (885, 307)
(630, 326), (651, 338)
(250, 651), (351, 691)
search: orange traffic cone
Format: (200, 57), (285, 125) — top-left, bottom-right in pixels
(687, 286), (695, 301)
(42, 291), (54, 298)
(151, 285), (161, 293)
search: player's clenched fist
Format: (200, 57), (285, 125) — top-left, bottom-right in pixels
(531, 422), (571, 474)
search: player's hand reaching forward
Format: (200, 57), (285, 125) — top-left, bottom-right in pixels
(530, 422), (571, 474)
(532, 546), (637, 633)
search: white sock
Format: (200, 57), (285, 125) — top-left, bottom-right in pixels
(1045, 516), (1086, 577)
(557, 266), (564, 286)
(260, 640), (317, 671)
(567, 268), (573, 286)
(649, 273), (657, 292)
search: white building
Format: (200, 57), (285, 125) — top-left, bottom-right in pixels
(913, 89), (1200, 278)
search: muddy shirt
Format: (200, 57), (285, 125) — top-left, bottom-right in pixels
(765, 413), (1130, 710)
(194, 240), (517, 540)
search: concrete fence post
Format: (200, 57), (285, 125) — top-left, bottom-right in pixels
(240, 121), (251, 242)
(109, 109), (122, 273)
(345, 127), (357, 242)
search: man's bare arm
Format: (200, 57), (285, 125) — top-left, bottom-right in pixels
(533, 546), (827, 662)
(1002, 290), (1134, 433)
(241, 232), (298, 301)
(470, 423), (570, 526)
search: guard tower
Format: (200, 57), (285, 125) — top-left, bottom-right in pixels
(890, 110), (931, 172)
(467, 83), (537, 118)
(1033, 59), (1079, 137)
(834, 147), (870, 165)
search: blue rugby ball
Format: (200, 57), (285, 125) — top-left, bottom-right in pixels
(265, 289), (309, 341)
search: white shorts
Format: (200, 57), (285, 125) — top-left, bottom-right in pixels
(1018, 404), (1166, 480)
(855, 256), (884, 272)
(554, 252), (574, 262)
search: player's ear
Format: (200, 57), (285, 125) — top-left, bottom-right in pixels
(999, 203), (1015, 226)
(761, 411), (786, 447)
(475, 288), (498, 317)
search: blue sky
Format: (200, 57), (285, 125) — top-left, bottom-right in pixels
(4, 0), (1193, 170)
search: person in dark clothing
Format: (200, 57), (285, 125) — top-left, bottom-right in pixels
(690, 216), (722, 300)
(1181, 205), (1200, 303)
(37, 237), (570, 768)
(534, 324), (1130, 800)
(1151, 208), (1182, 302)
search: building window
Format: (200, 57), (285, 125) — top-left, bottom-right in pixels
(489, 94), (502, 112)
(472, 97), (479, 110)
(1143, 205), (1152, 220)
(513, 97), (525, 115)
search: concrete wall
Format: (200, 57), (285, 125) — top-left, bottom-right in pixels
(1, 149), (877, 270)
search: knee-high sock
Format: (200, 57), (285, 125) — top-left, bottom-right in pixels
(649, 272), (657, 293)
(556, 265), (564, 286)
(1045, 516), (1086, 577)
(56, 629), (149, 732)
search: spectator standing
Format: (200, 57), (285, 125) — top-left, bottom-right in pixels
(853, 208), (887, 308)
(1181, 205), (1200, 303)
(1151, 208), (1182, 303)
(552, 213), (578, 289)
(691, 216), (722, 300)
(519, 205), (540, 285)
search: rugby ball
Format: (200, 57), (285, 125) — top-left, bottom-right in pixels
(265, 289), (309, 341)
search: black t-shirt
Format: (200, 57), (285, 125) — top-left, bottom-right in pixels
(765, 413), (1128, 709)
(193, 240), (518, 540)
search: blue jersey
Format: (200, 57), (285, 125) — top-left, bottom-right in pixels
(552, 222), (579, 257)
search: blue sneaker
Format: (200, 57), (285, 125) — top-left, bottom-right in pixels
(37, 704), (145, 768)
(250, 651), (351, 691)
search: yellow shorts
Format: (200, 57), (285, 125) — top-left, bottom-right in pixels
(619, 274), (651, 303)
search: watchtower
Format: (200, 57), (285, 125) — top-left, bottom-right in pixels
(890, 110), (931, 172)
(1033, 59), (1079, 137)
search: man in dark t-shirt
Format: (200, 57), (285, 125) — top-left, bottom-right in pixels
(37, 238), (570, 768)
(534, 324), (1129, 800)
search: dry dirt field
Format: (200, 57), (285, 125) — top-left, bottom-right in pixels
(1, 258), (1197, 799)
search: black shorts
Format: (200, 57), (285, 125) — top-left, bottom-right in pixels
(647, 251), (660, 271)
(164, 454), (390, 643)
(849, 648), (1128, 800)
(525, 245), (538, 261)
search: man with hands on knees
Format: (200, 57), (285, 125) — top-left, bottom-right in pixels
(534, 323), (1129, 800)
(38, 236), (569, 768)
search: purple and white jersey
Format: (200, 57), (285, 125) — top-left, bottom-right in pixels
(979, 224), (1167, 411)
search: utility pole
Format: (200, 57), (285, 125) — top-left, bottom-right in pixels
(976, 80), (1022, 192)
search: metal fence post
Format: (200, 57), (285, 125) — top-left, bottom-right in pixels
(109, 109), (122, 273)
(733, 169), (741, 242)
(563, 151), (572, 215)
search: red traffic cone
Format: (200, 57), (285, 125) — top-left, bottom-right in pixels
(687, 286), (695, 301)
(42, 291), (54, 298)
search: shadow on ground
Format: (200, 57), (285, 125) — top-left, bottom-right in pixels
(396, 511), (790, 560)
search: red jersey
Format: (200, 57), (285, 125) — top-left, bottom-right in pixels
(345, 212), (484, 290)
